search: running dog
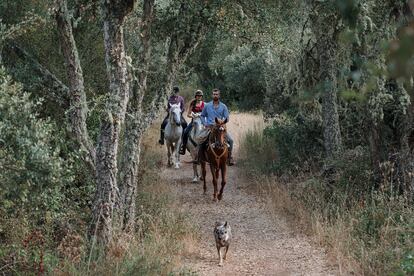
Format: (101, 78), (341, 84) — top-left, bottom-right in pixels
(214, 221), (232, 266)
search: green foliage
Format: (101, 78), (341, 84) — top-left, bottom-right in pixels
(265, 108), (323, 174)
(219, 45), (266, 110)
(0, 67), (74, 219)
(396, 252), (414, 275)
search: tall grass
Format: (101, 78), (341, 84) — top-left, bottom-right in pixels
(0, 130), (197, 275)
(240, 129), (414, 275)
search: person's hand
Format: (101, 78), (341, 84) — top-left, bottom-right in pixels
(191, 112), (201, 118)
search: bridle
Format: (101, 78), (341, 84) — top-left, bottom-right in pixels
(208, 123), (228, 163)
(169, 105), (181, 126)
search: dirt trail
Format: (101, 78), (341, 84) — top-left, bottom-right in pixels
(160, 113), (338, 275)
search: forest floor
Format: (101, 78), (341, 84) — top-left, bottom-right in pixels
(157, 113), (339, 275)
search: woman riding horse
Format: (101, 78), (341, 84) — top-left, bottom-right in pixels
(179, 89), (205, 155)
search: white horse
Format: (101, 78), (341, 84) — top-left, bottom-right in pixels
(165, 104), (183, 169)
(187, 112), (209, 182)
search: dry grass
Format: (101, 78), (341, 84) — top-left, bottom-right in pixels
(45, 121), (198, 275)
(239, 125), (414, 275)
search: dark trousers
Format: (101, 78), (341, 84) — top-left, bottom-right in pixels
(182, 121), (193, 146)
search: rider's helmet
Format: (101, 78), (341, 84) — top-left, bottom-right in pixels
(195, 89), (203, 97)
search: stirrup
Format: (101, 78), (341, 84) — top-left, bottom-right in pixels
(158, 139), (164, 145)
(179, 146), (186, 155)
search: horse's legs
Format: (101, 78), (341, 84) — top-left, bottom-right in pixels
(201, 161), (207, 194)
(167, 143), (172, 167)
(218, 162), (227, 201)
(210, 165), (219, 201)
(192, 163), (198, 182)
(174, 141), (180, 169)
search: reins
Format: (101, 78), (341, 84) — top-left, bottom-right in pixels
(208, 126), (228, 164)
(208, 143), (228, 163)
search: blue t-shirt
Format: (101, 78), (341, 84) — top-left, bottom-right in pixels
(200, 101), (229, 126)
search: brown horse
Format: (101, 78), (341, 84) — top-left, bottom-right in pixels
(200, 117), (229, 202)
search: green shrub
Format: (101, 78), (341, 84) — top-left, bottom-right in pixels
(0, 67), (74, 220)
(264, 110), (323, 174)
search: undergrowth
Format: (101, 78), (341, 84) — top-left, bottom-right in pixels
(240, 129), (414, 275)
(0, 146), (197, 275)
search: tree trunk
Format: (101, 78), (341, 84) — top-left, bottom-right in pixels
(119, 0), (154, 232)
(310, 5), (342, 159)
(118, 2), (209, 231)
(55, 0), (95, 172)
(91, 0), (135, 245)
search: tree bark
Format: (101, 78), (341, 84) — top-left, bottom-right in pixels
(55, 0), (95, 172)
(91, 0), (135, 245)
(310, 4), (342, 159)
(119, 0), (154, 232)
(118, 1), (208, 231)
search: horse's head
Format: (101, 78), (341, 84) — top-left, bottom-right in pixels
(169, 104), (181, 126)
(192, 113), (203, 134)
(211, 117), (228, 149)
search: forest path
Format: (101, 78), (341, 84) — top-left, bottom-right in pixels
(158, 113), (338, 275)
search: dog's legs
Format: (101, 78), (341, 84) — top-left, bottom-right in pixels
(223, 244), (229, 260)
(217, 245), (223, 266)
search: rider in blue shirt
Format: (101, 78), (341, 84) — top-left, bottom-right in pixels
(200, 88), (235, 166)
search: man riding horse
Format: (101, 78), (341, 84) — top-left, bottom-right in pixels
(179, 89), (205, 155)
(159, 86), (188, 145)
(199, 88), (235, 166)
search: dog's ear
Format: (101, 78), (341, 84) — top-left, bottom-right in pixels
(215, 117), (219, 124)
(224, 221), (228, 227)
(223, 118), (228, 124)
(215, 221), (221, 227)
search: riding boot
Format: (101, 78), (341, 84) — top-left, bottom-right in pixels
(158, 130), (164, 145)
(227, 150), (235, 166)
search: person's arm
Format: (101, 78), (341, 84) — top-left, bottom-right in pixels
(180, 96), (185, 113)
(222, 104), (229, 122)
(201, 104), (208, 126)
(187, 99), (194, 118)
(166, 96), (170, 111)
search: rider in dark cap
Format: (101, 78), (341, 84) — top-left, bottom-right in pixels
(158, 86), (188, 145)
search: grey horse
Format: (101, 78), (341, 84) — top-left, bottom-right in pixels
(164, 104), (183, 169)
(186, 112), (209, 182)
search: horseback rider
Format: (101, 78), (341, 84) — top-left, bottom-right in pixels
(199, 88), (235, 166)
(158, 86), (188, 145)
(179, 89), (205, 155)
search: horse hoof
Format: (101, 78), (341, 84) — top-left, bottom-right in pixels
(192, 178), (198, 183)
(218, 194), (223, 200)
(212, 197), (218, 202)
